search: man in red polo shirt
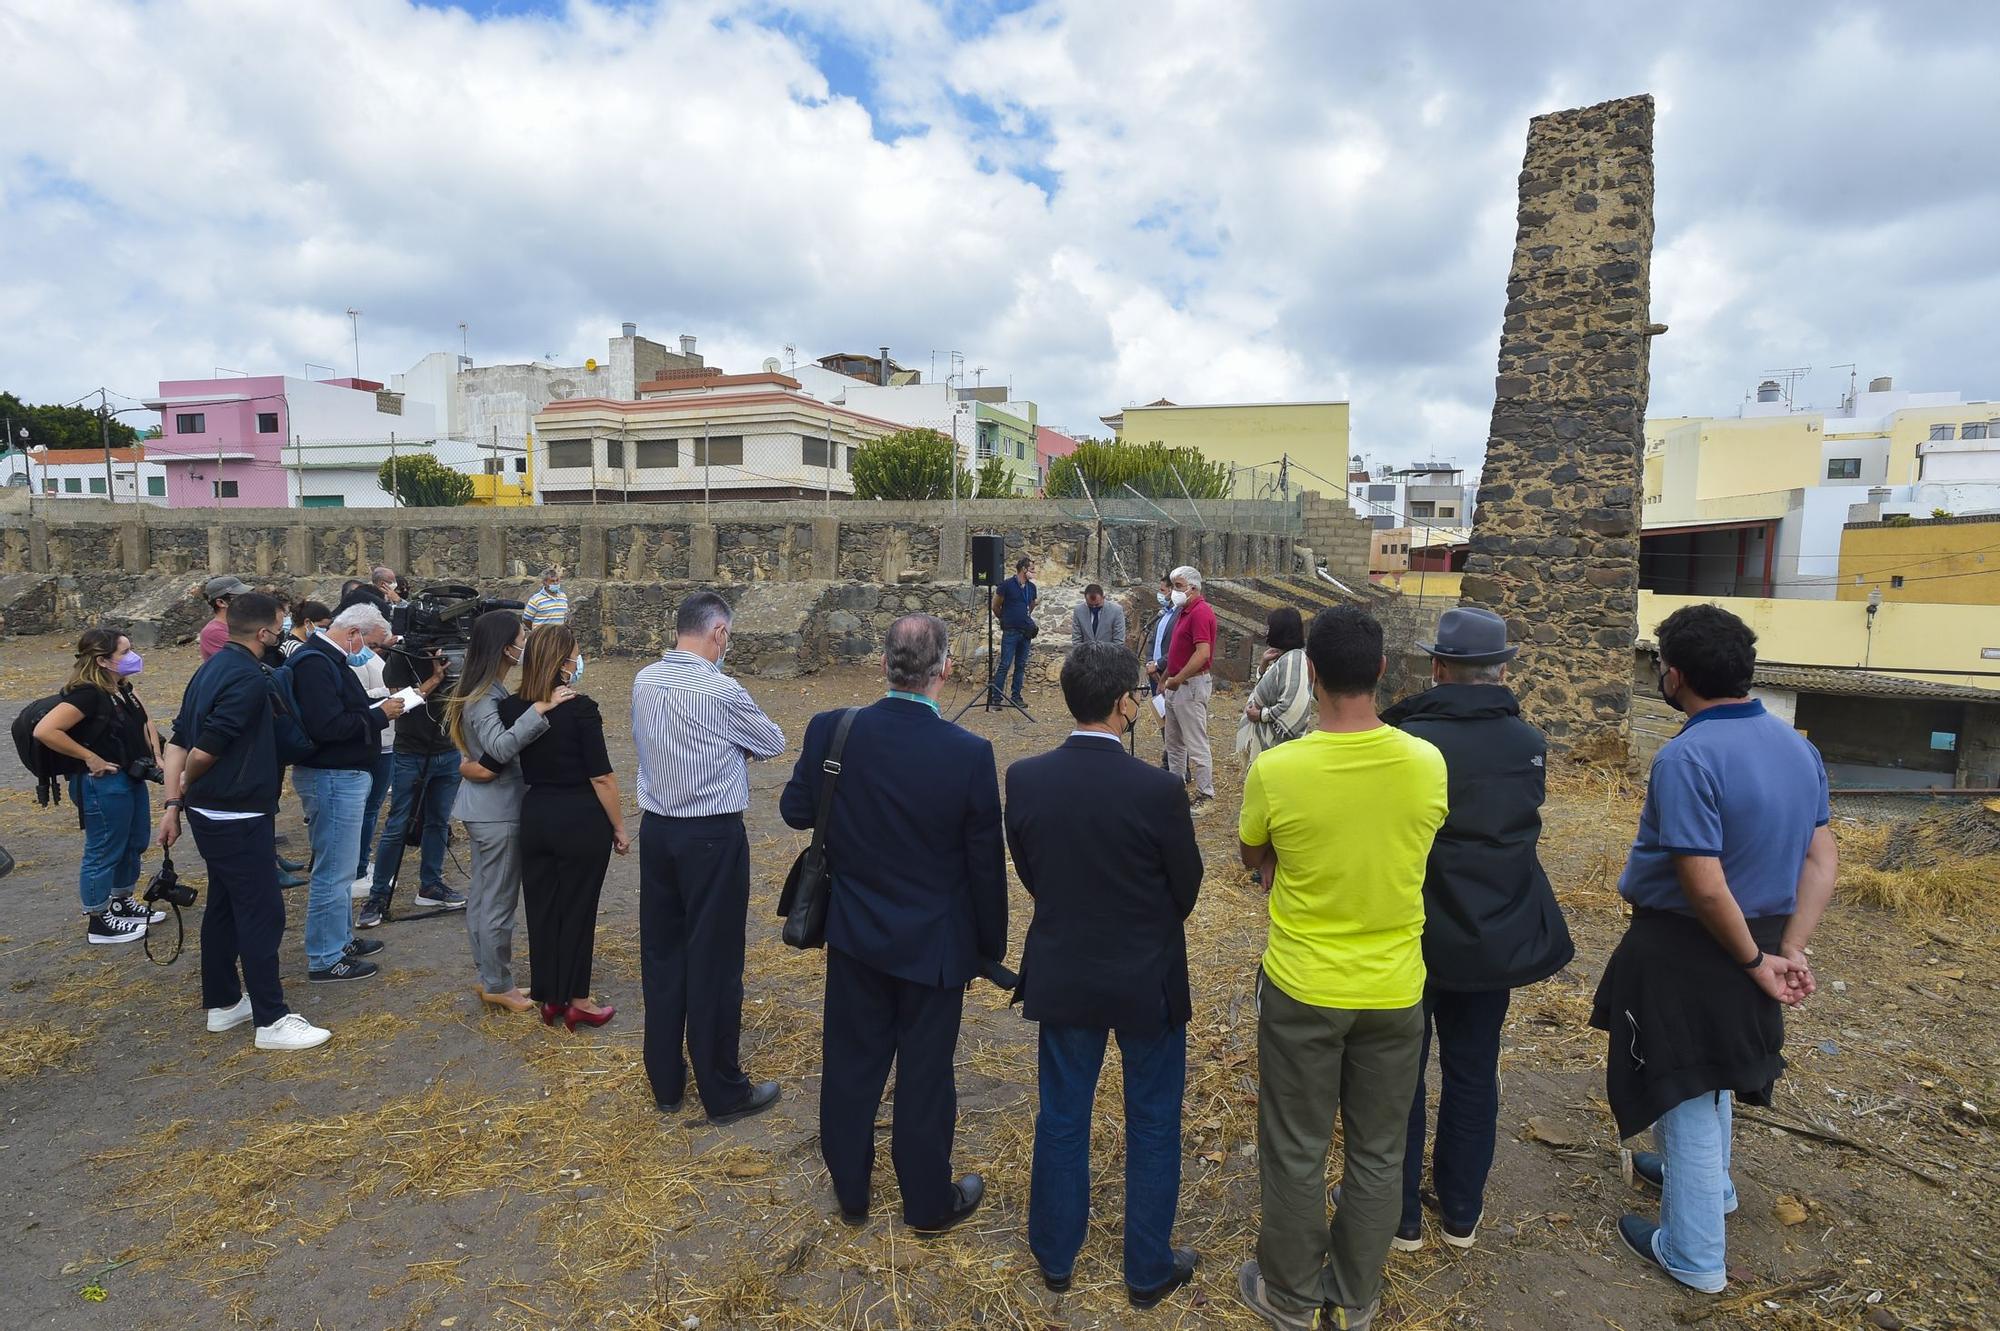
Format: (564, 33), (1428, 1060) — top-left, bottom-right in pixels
(1161, 565), (1217, 807)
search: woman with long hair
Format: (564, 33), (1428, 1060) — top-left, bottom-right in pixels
(446, 610), (575, 1012)
(1235, 605), (1313, 764)
(32, 628), (161, 945)
(498, 625), (629, 1029)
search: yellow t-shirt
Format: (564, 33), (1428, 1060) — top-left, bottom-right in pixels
(1239, 725), (1447, 1009)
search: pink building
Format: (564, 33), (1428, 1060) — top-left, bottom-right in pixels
(144, 375), (439, 508)
(1035, 426), (1081, 490)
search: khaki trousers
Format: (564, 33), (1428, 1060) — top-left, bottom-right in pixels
(1162, 672), (1214, 797)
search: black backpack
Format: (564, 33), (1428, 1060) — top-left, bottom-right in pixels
(11, 694), (94, 807)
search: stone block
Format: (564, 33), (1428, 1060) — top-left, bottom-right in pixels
(689, 524), (718, 581)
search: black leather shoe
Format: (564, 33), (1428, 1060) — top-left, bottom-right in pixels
(277, 855), (307, 873)
(911, 1174), (984, 1237)
(840, 1208), (869, 1228)
(1128, 1247), (1199, 1309)
(656, 1098), (683, 1114)
(707, 1080), (781, 1126)
(1042, 1268), (1072, 1294)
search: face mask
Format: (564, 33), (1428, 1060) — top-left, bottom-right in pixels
(1656, 669), (1682, 713)
(348, 646), (376, 668)
(565, 655), (584, 684)
(281, 615), (293, 634)
(112, 650), (143, 677)
(1157, 592), (1170, 608)
(547, 583), (562, 595)
(1170, 589), (1189, 608)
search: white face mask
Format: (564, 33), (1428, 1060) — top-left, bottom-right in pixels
(1170, 589), (1189, 608)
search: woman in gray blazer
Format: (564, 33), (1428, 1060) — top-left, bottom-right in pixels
(446, 610), (574, 1012)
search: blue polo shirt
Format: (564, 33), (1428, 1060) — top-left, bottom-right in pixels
(997, 575), (1037, 630)
(1618, 699), (1829, 919)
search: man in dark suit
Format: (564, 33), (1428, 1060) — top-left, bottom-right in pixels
(1005, 642), (1204, 1308)
(780, 614), (1007, 1234)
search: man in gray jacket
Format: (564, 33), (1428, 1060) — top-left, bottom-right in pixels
(1071, 584), (1128, 647)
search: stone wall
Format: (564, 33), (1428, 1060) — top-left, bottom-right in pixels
(1297, 491), (1375, 584)
(1461, 94), (1656, 760)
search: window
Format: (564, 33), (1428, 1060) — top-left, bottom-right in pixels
(1439, 505), (1457, 518)
(1367, 484), (1395, 501)
(1929, 424), (1956, 441)
(514, 457), (527, 473)
(88, 477), (105, 494)
(176, 412), (206, 434)
(1964, 423), (1990, 440)
(43, 478), (55, 493)
(604, 438), (626, 469)
(636, 438), (679, 469)
(64, 477), (81, 492)
(302, 494), (345, 508)
(545, 439), (591, 469)
(1891, 575), (1905, 589)
(1410, 501), (1436, 518)
(1017, 439), (1026, 460)
(213, 480), (239, 499)
(257, 412), (279, 434)
(146, 476), (165, 496)
(1827, 458), (1862, 479)
(802, 437), (836, 468)
(693, 435), (743, 467)
(1370, 514), (1395, 530)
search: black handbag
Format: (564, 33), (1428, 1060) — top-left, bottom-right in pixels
(777, 708), (858, 950)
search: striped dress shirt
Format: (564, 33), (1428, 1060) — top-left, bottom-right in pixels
(633, 650), (786, 818)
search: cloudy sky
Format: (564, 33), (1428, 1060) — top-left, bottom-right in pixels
(2, 0), (1995, 477)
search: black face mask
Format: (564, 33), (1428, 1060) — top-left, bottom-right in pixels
(1656, 668), (1684, 714)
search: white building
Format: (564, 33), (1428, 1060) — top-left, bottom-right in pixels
(8, 447), (168, 505)
(1347, 461), (1479, 534)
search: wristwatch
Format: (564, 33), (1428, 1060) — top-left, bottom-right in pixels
(163, 798), (184, 811)
(1740, 949), (1764, 969)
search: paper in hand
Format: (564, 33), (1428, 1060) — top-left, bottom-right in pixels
(389, 686), (426, 710)
(1151, 694), (1167, 719)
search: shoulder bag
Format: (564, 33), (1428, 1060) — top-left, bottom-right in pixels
(777, 707), (859, 950)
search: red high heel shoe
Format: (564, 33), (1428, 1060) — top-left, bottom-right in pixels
(565, 1002), (615, 1031)
(540, 1001), (564, 1025)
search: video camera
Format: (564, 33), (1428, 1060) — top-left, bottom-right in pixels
(389, 584), (525, 675)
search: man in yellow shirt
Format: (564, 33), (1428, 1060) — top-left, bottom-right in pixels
(1235, 605), (1447, 1331)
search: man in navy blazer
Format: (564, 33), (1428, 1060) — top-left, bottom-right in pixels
(1005, 641), (1204, 1307)
(780, 614), (1007, 1234)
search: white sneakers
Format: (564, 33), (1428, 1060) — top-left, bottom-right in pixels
(254, 1013), (331, 1051)
(205, 1000), (330, 1050)
(206, 995), (254, 1032)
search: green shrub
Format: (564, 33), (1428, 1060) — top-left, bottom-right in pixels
(850, 429), (975, 500)
(377, 453), (473, 507)
(1045, 439), (1231, 501)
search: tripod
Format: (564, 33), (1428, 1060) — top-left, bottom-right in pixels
(949, 594), (1035, 725)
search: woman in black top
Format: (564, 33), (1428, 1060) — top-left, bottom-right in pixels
(32, 629), (162, 945)
(498, 625), (631, 1029)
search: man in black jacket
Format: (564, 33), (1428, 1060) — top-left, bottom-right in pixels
(158, 592), (330, 1051)
(288, 602), (404, 982)
(1379, 606), (1573, 1253)
(1005, 642), (1204, 1309)
(780, 615), (1006, 1235)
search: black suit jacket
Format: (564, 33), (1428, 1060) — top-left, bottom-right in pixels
(780, 698), (1007, 988)
(1004, 734), (1203, 1032)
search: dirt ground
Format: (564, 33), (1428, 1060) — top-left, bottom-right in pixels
(0, 637), (1994, 1331)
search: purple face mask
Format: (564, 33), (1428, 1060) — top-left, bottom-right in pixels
(112, 650), (144, 677)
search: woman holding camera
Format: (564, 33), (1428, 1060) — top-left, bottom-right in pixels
(33, 628), (162, 945)
(446, 611), (575, 1013)
(498, 625), (628, 1029)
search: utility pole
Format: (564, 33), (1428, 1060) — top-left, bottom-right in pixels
(346, 307), (363, 378)
(99, 389), (116, 502)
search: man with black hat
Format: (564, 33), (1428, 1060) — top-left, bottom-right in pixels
(1379, 607), (1573, 1253)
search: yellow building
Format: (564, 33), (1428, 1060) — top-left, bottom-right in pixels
(1640, 591), (2000, 692)
(1099, 399), (1350, 495)
(1838, 514), (2000, 606)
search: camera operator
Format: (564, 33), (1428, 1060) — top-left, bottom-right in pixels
(357, 640), (465, 928)
(158, 592), (330, 1051)
(33, 628), (164, 946)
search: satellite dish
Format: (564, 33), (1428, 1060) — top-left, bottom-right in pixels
(584, 358), (599, 372)
(762, 357), (782, 373)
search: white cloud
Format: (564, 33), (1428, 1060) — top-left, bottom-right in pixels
(0, 0), (1995, 469)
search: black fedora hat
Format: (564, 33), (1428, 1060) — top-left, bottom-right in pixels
(1419, 607), (1518, 664)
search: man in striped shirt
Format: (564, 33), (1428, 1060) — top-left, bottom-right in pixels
(522, 567), (569, 628)
(633, 590), (788, 1125)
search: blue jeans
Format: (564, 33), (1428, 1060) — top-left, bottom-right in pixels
(1651, 1090), (1736, 1293)
(299, 766), (368, 970)
(70, 772), (150, 914)
(1402, 987), (1512, 1231)
(1030, 1022), (1186, 1290)
(992, 628), (1030, 701)
(354, 749), (394, 878)
(368, 750), (461, 908)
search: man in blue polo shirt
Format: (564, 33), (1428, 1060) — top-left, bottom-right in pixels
(1591, 604), (1837, 1297)
(990, 555), (1038, 706)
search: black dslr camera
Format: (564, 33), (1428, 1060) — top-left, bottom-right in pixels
(124, 756), (166, 784)
(144, 852), (197, 910)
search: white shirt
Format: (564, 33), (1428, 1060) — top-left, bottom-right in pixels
(632, 650), (786, 817)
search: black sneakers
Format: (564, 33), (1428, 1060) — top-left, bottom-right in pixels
(309, 957), (379, 983)
(86, 912), (146, 945)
